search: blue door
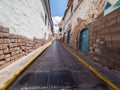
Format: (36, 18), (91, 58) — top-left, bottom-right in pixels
(67, 31), (71, 44)
(80, 29), (89, 52)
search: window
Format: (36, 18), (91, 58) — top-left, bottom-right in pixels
(104, 2), (111, 10)
(104, 0), (120, 15)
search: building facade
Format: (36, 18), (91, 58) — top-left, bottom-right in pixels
(0, 0), (53, 66)
(61, 0), (120, 71)
(61, 0), (105, 49)
(0, 0), (53, 39)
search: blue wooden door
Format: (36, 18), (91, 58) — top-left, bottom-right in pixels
(67, 31), (71, 44)
(80, 29), (89, 52)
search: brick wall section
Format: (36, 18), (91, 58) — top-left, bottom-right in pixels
(0, 26), (49, 66)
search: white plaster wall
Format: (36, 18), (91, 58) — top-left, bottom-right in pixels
(73, 0), (78, 11)
(63, 0), (92, 33)
(0, 0), (52, 39)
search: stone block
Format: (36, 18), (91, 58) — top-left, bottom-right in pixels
(3, 39), (9, 44)
(0, 50), (3, 55)
(0, 61), (5, 66)
(0, 39), (3, 44)
(9, 34), (15, 39)
(107, 12), (118, 21)
(0, 44), (7, 50)
(0, 32), (3, 38)
(10, 39), (15, 43)
(99, 59), (109, 67)
(3, 48), (9, 54)
(0, 26), (9, 33)
(93, 44), (97, 48)
(0, 54), (5, 60)
(10, 56), (15, 61)
(2, 27), (9, 33)
(9, 48), (14, 52)
(106, 18), (117, 27)
(11, 52), (16, 56)
(17, 39), (21, 43)
(5, 54), (11, 58)
(117, 15), (120, 23)
(9, 43), (18, 48)
(5, 58), (11, 62)
(2, 33), (9, 38)
(94, 48), (101, 54)
(114, 60), (120, 71)
(18, 43), (22, 46)
(108, 59), (115, 70)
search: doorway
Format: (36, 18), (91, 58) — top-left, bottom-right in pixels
(79, 29), (89, 52)
(67, 31), (71, 44)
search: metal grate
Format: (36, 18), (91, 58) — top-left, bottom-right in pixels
(15, 70), (78, 89)
(49, 70), (78, 88)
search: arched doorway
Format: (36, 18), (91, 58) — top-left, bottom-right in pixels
(79, 29), (89, 52)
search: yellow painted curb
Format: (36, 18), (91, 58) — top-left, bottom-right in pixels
(62, 43), (120, 90)
(1, 42), (52, 90)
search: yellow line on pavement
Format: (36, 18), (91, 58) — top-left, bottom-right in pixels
(62, 44), (120, 90)
(1, 42), (52, 90)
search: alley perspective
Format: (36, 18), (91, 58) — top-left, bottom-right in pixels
(0, 0), (120, 90)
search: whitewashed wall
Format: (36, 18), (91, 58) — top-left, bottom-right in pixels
(63, 0), (91, 32)
(0, 0), (52, 39)
(63, 0), (104, 33)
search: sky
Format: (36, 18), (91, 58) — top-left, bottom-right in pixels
(50, 0), (68, 33)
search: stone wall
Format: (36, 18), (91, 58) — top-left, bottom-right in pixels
(0, 26), (49, 66)
(67, 7), (120, 55)
(64, 8), (120, 71)
(88, 8), (120, 55)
